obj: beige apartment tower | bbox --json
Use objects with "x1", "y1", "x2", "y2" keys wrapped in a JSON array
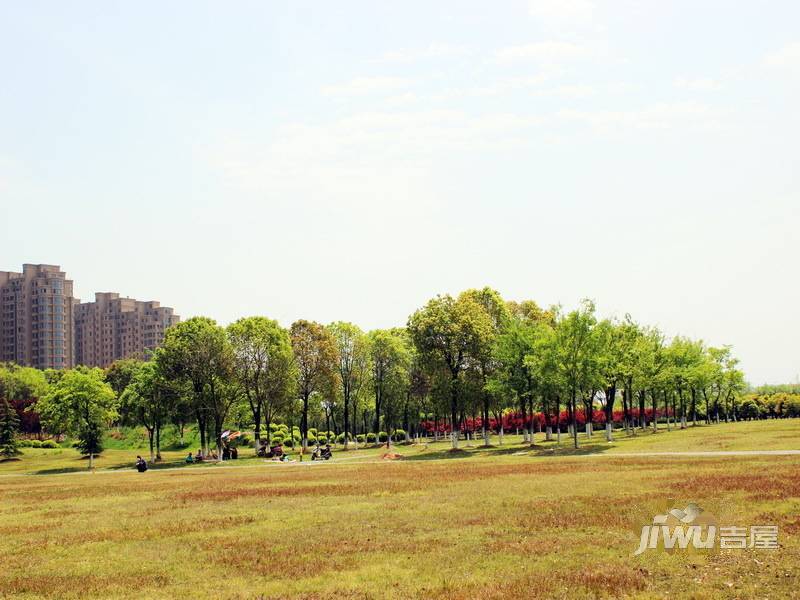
[
  {"x1": 0, "y1": 264, "x2": 76, "y2": 369},
  {"x1": 74, "y1": 292, "x2": 180, "y2": 368}
]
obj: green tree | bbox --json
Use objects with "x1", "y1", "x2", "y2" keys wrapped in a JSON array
[
  {"x1": 228, "y1": 317, "x2": 295, "y2": 453},
  {"x1": 37, "y1": 368, "x2": 118, "y2": 469},
  {"x1": 459, "y1": 287, "x2": 510, "y2": 446},
  {"x1": 0, "y1": 364, "x2": 49, "y2": 436},
  {"x1": 328, "y1": 322, "x2": 369, "y2": 449},
  {"x1": 367, "y1": 328, "x2": 410, "y2": 446},
  {"x1": 290, "y1": 320, "x2": 338, "y2": 451},
  {"x1": 407, "y1": 294, "x2": 493, "y2": 449},
  {"x1": 0, "y1": 397, "x2": 20, "y2": 459},
  {"x1": 158, "y1": 317, "x2": 235, "y2": 458},
  {"x1": 552, "y1": 300, "x2": 602, "y2": 449},
  {"x1": 120, "y1": 359, "x2": 175, "y2": 462}
]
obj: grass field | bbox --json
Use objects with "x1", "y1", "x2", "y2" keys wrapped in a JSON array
[{"x1": 1, "y1": 420, "x2": 799, "y2": 599}]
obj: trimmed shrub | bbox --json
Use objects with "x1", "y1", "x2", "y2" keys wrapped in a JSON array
[
  {"x1": 356, "y1": 434, "x2": 365, "y2": 443},
  {"x1": 317, "y1": 435, "x2": 327, "y2": 444},
  {"x1": 378, "y1": 431, "x2": 388, "y2": 443},
  {"x1": 393, "y1": 429, "x2": 407, "y2": 442},
  {"x1": 366, "y1": 432, "x2": 376, "y2": 443},
  {"x1": 306, "y1": 433, "x2": 317, "y2": 445},
  {"x1": 40, "y1": 440, "x2": 59, "y2": 449}
]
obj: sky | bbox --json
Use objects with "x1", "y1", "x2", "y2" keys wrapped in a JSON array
[{"x1": 1, "y1": 1, "x2": 798, "y2": 385}]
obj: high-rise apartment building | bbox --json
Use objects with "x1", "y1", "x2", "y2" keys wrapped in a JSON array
[
  {"x1": 0, "y1": 264, "x2": 75, "y2": 369},
  {"x1": 74, "y1": 292, "x2": 180, "y2": 368}
]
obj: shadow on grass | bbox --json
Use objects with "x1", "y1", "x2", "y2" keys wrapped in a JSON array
[
  {"x1": 403, "y1": 448, "x2": 476, "y2": 461},
  {"x1": 31, "y1": 467, "x2": 90, "y2": 475}
]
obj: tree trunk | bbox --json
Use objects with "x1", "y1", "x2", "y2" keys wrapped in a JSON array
[
  {"x1": 301, "y1": 392, "x2": 309, "y2": 451},
  {"x1": 570, "y1": 391, "x2": 579, "y2": 449},
  {"x1": 148, "y1": 429, "x2": 155, "y2": 463},
  {"x1": 450, "y1": 371, "x2": 460, "y2": 449},
  {"x1": 638, "y1": 390, "x2": 647, "y2": 431}
]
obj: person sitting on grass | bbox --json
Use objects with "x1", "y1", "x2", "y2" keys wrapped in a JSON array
[
  {"x1": 135, "y1": 455, "x2": 148, "y2": 473},
  {"x1": 185, "y1": 452, "x2": 194, "y2": 464}
]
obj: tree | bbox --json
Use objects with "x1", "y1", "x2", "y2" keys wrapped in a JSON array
[
  {"x1": 0, "y1": 364, "x2": 49, "y2": 436},
  {"x1": 105, "y1": 358, "x2": 143, "y2": 399},
  {"x1": 460, "y1": 287, "x2": 510, "y2": 446},
  {"x1": 290, "y1": 320, "x2": 338, "y2": 451},
  {"x1": 120, "y1": 359, "x2": 175, "y2": 462},
  {"x1": 0, "y1": 397, "x2": 20, "y2": 459},
  {"x1": 328, "y1": 322, "x2": 369, "y2": 449},
  {"x1": 367, "y1": 328, "x2": 410, "y2": 445},
  {"x1": 408, "y1": 294, "x2": 493, "y2": 448},
  {"x1": 228, "y1": 317, "x2": 295, "y2": 453},
  {"x1": 158, "y1": 317, "x2": 235, "y2": 458},
  {"x1": 552, "y1": 300, "x2": 602, "y2": 449},
  {"x1": 37, "y1": 368, "x2": 118, "y2": 469},
  {"x1": 665, "y1": 337, "x2": 704, "y2": 429},
  {"x1": 492, "y1": 314, "x2": 546, "y2": 444}
]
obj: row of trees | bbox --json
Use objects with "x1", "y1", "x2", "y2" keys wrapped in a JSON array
[
  {"x1": 408, "y1": 291, "x2": 746, "y2": 449},
  {"x1": 1, "y1": 288, "x2": 757, "y2": 460}
]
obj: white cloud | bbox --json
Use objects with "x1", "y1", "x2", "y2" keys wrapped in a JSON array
[
  {"x1": 557, "y1": 102, "x2": 729, "y2": 133},
  {"x1": 764, "y1": 42, "x2": 800, "y2": 70},
  {"x1": 529, "y1": 0, "x2": 595, "y2": 27},
  {"x1": 321, "y1": 76, "x2": 411, "y2": 97},
  {"x1": 374, "y1": 43, "x2": 471, "y2": 63},
  {"x1": 674, "y1": 76, "x2": 722, "y2": 91},
  {"x1": 494, "y1": 41, "x2": 590, "y2": 64},
  {"x1": 210, "y1": 109, "x2": 544, "y2": 197},
  {"x1": 532, "y1": 83, "x2": 595, "y2": 98}
]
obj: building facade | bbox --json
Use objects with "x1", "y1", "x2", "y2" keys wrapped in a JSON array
[
  {"x1": 74, "y1": 292, "x2": 180, "y2": 368},
  {"x1": 0, "y1": 264, "x2": 76, "y2": 369}
]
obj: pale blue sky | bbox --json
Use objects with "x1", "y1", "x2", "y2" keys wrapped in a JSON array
[{"x1": 1, "y1": 1, "x2": 798, "y2": 384}]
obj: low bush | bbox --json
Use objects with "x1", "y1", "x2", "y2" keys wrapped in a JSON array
[
  {"x1": 40, "y1": 440, "x2": 59, "y2": 449},
  {"x1": 366, "y1": 432, "x2": 376, "y2": 443},
  {"x1": 378, "y1": 431, "x2": 388, "y2": 443},
  {"x1": 356, "y1": 434, "x2": 365, "y2": 443},
  {"x1": 393, "y1": 429, "x2": 407, "y2": 441}
]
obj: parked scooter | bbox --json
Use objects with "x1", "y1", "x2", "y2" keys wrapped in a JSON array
[{"x1": 311, "y1": 444, "x2": 333, "y2": 461}]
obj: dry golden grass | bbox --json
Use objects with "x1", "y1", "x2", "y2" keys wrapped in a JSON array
[{"x1": 1, "y1": 421, "x2": 799, "y2": 599}]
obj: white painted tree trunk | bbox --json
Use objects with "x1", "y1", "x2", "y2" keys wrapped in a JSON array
[
  {"x1": 498, "y1": 429, "x2": 504, "y2": 445},
  {"x1": 89, "y1": 453, "x2": 94, "y2": 469},
  {"x1": 606, "y1": 423, "x2": 613, "y2": 442},
  {"x1": 585, "y1": 423, "x2": 592, "y2": 437},
  {"x1": 483, "y1": 429, "x2": 490, "y2": 447},
  {"x1": 545, "y1": 426, "x2": 553, "y2": 441},
  {"x1": 451, "y1": 431, "x2": 459, "y2": 449}
]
